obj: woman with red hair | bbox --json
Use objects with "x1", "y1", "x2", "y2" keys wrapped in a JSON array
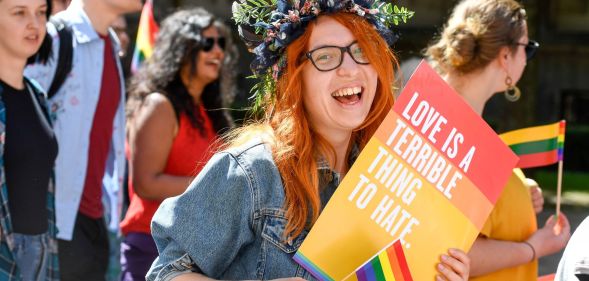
[{"x1": 147, "y1": 1, "x2": 470, "y2": 280}]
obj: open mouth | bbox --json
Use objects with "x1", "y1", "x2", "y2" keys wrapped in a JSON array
[
  {"x1": 25, "y1": 34, "x2": 39, "y2": 42},
  {"x1": 205, "y1": 59, "x2": 221, "y2": 67},
  {"x1": 331, "y1": 86, "x2": 363, "y2": 105}
]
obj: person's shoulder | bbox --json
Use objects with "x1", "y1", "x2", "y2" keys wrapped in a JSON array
[
  {"x1": 224, "y1": 139, "x2": 275, "y2": 166},
  {"x1": 138, "y1": 93, "x2": 175, "y2": 115}
]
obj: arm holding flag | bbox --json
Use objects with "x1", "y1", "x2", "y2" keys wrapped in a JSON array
[
  {"x1": 469, "y1": 215, "x2": 570, "y2": 277},
  {"x1": 467, "y1": 120, "x2": 571, "y2": 277}
]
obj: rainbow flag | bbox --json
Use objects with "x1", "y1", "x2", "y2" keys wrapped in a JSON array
[
  {"x1": 351, "y1": 240, "x2": 413, "y2": 281},
  {"x1": 131, "y1": 0, "x2": 159, "y2": 73},
  {"x1": 499, "y1": 120, "x2": 566, "y2": 168}
]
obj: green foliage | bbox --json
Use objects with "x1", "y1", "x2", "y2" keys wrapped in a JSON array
[
  {"x1": 232, "y1": 0, "x2": 277, "y2": 26},
  {"x1": 373, "y1": 2, "x2": 414, "y2": 27},
  {"x1": 248, "y1": 72, "x2": 276, "y2": 115}
]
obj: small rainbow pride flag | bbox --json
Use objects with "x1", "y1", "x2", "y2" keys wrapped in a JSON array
[
  {"x1": 131, "y1": 0, "x2": 159, "y2": 73},
  {"x1": 499, "y1": 120, "x2": 566, "y2": 168},
  {"x1": 343, "y1": 240, "x2": 413, "y2": 281}
]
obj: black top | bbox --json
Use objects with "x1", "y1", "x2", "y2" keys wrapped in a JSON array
[{"x1": 1, "y1": 79, "x2": 58, "y2": 234}]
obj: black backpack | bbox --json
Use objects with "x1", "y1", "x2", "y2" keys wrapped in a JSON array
[{"x1": 47, "y1": 17, "x2": 74, "y2": 99}]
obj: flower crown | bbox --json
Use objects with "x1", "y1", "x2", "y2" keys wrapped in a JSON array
[{"x1": 232, "y1": 0, "x2": 413, "y2": 112}]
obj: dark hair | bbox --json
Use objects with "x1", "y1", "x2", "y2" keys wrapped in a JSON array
[
  {"x1": 127, "y1": 7, "x2": 236, "y2": 135},
  {"x1": 425, "y1": 0, "x2": 526, "y2": 74},
  {"x1": 27, "y1": 0, "x2": 53, "y2": 65}
]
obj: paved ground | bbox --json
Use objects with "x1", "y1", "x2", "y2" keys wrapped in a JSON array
[{"x1": 538, "y1": 192, "x2": 589, "y2": 276}]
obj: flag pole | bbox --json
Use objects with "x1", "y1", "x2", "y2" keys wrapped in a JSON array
[
  {"x1": 555, "y1": 120, "x2": 566, "y2": 222},
  {"x1": 556, "y1": 160, "x2": 563, "y2": 219}
]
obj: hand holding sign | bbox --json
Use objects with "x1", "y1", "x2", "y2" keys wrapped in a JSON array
[{"x1": 294, "y1": 61, "x2": 518, "y2": 281}]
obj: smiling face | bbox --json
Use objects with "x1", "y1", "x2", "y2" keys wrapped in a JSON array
[
  {"x1": 0, "y1": 0, "x2": 47, "y2": 61},
  {"x1": 301, "y1": 16, "x2": 378, "y2": 138},
  {"x1": 195, "y1": 25, "x2": 225, "y2": 85}
]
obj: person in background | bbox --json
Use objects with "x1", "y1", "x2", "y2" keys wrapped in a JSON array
[
  {"x1": 112, "y1": 16, "x2": 130, "y2": 58},
  {"x1": 0, "y1": 0, "x2": 59, "y2": 279},
  {"x1": 425, "y1": 0, "x2": 570, "y2": 280},
  {"x1": 555, "y1": 215, "x2": 589, "y2": 281},
  {"x1": 24, "y1": 0, "x2": 142, "y2": 280},
  {"x1": 119, "y1": 7, "x2": 235, "y2": 281},
  {"x1": 146, "y1": 1, "x2": 470, "y2": 280}
]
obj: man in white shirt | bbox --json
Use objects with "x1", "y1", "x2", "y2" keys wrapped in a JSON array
[{"x1": 25, "y1": 0, "x2": 141, "y2": 279}]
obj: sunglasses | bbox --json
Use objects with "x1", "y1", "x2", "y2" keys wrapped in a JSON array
[
  {"x1": 514, "y1": 40, "x2": 539, "y2": 61},
  {"x1": 202, "y1": 37, "x2": 226, "y2": 52}
]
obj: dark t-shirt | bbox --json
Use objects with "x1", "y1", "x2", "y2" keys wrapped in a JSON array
[{"x1": 2, "y1": 78, "x2": 58, "y2": 234}]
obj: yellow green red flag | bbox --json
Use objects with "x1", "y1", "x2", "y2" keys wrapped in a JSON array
[{"x1": 499, "y1": 120, "x2": 566, "y2": 168}]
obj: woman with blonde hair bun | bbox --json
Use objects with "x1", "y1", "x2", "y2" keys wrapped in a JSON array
[{"x1": 426, "y1": 0, "x2": 570, "y2": 280}]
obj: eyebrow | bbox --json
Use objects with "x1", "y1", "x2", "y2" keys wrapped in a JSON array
[
  {"x1": 9, "y1": 4, "x2": 47, "y2": 10},
  {"x1": 308, "y1": 41, "x2": 357, "y2": 50}
]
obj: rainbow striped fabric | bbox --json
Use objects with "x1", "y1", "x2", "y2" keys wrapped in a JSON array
[
  {"x1": 499, "y1": 120, "x2": 566, "y2": 168},
  {"x1": 294, "y1": 240, "x2": 413, "y2": 281},
  {"x1": 130, "y1": 0, "x2": 159, "y2": 73},
  {"x1": 352, "y1": 240, "x2": 413, "y2": 281}
]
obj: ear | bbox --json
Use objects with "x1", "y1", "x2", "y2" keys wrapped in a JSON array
[{"x1": 496, "y1": 45, "x2": 512, "y2": 71}]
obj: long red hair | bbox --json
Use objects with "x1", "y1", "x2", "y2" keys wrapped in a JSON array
[{"x1": 227, "y1": 12, "x2": 397, "y2": 239}]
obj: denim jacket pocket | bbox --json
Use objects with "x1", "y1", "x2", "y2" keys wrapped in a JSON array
[
  {"x1": 258, "y1": 210, "x2": 310, "y2": 279},
  {"x1": 261, "y1": 211, "x2": 306, "y2": 253}
]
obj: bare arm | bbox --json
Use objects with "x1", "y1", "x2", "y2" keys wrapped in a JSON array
[
  {"x1": 468, "y1": 214, "x2": 571, "y2": 277},
  {"x1": 130, "y1": 93, "x2": 194, "y2": 201}
]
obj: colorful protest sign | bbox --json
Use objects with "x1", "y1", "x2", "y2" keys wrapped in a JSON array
[{"x1": 293, "y1": 61, "x2": 519, "y2": 281}]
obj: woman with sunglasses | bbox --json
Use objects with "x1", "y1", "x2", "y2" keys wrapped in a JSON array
[
  {"x1": 146, "y1": 1, "x2": 471, "y2": 281},
  {"x1": 120, "y1": 7, "x2": 235, "y2": 281},
  {"x1": 426, "y1": 0, "x2": 570, "y2": 280}
]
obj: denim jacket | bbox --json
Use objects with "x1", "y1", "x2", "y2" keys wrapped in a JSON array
[{"x1": 148, "y1": 140, "x2": 358, "y2": 281}]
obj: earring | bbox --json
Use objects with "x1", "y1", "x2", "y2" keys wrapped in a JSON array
[{"x1": 504, "y1": 75, "x2": 521, "y2": 102}]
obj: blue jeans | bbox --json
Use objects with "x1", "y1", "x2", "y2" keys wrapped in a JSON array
[{"x1": 13, "y1": 232, "x2": 49, "y2": 281}]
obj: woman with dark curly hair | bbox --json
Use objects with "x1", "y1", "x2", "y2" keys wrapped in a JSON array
[{"x1": 119, "y1": 7, "x2": 236, "y2": 281}]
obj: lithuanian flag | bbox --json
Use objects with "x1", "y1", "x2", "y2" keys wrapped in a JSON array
[
  {"x1": 348, "y1": 240, "x2": 413, "y2": 281},
  {"x1": 131, "y1": 0, "x2": 159, "y2": 73},
  {"x1": 499, "y1": 120, "x2": 566, "y2": 168}
]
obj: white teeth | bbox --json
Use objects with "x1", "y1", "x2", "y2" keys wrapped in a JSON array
[{"x1": 332, "y1": 86, "x2": 362, "y2": 97}]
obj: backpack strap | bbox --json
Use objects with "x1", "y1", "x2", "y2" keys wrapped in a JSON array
[{"x1": 47, "y1": 17, "x2": 74, "y2": 99}]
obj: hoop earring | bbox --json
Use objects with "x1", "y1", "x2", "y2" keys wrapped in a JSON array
[{"x1": 504, "y1": 76, "x2": 521, "y2": 102}]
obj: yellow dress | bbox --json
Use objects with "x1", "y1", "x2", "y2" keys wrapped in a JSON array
[{"x1": 471, "y1": 169, "x2": 538, "y2": 281}]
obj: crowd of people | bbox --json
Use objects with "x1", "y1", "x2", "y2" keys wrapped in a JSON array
[{"x1": 0, "y1": 0, "x2": 586, "y2": 280}]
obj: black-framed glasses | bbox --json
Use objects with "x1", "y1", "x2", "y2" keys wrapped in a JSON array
[
  {"x1": 202, "y1": 37, "x2": 226, "y2": 52},
  {"x1": 304, "y1": 41, "x2": 369, "y2": 71},
  {"x1": 514, "y1": 40, "x2": 539, "y2": 61}
]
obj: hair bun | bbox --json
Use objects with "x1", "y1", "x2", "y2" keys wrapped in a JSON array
[{"x1": 444, "y1": 22, "x2": 480, "y2": 68}]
